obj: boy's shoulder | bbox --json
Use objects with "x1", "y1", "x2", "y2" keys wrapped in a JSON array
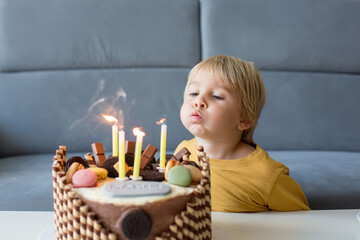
[
  {"x1": 255, "y1": 145, "x2": 289, "y2": 174},
  {"x1": 175, "y1": 138, "x2": 196, "y2": 152}
]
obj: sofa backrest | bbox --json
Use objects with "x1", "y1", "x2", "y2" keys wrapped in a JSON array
[
  {"x1": 0, "y1": 0, "x2": 200, "y2": 71},
  {"x1": 0, "y1": 0, "x2": 199, "y2": 156},
  {"x1": 200, "y1": 0, "x2": 360, "y2": 151}
]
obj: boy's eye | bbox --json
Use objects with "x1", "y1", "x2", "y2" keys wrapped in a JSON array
[
  {"x1": 189, "y1": 92, "x2": 198, "y2": 97},
  {"x1": 212, "y1": 95, "x2": 224, "y2": 100}
]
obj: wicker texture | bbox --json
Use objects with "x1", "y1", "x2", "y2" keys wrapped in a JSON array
[{"x1": 52, "y1": 146, "x2": 211, "y2": 240}]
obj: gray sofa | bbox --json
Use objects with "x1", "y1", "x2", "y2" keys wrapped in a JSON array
[{"x1": 1, "y1": 0, "x2": 359, "y2": 211}]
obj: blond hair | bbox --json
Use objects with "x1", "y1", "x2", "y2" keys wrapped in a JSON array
[{"x1": 185, "y1": 55, "x2": 266, "y2": 145}]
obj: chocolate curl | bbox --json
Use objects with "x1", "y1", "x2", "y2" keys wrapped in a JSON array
[
  {"x1": 140, "y1": 144, "x2": 158, "y2": 169},
  {"x1": 91, "y1": 143, "x2": 106, "y2": 167}
]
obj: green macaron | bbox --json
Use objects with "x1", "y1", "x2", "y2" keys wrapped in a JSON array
[{"x1": 167, "y1": 165, "x2": 192, "y2": 187}]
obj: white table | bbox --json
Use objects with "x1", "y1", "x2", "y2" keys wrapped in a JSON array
[{"x1": 0, "y1": 210, "x2": 359, "y2": 240}]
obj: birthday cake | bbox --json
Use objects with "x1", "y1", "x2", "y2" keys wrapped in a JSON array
[{"x1": 52, "y1": 143, "x2": 211, "y2": 240}]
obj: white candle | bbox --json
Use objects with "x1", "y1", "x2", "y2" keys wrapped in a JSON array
[
  {"x1": 118, "y1": 128, "x2": 125, "y2": 179},
  {"x1": 160, "y1": 123, "x2": 167, "y2": 169},
  {"x1": 133, "y1": 128, "x2": 145, "y2": 179}
]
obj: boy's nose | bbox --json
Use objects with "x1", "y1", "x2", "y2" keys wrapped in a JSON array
[{"x1": 194, "y1": 101, "x2": 207, "y2": 109}]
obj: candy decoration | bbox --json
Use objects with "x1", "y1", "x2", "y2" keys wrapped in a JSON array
[
  {"x1": 167, "y1": 165, "x2": 192, "y2": 187},
  {"x1": 72, "y1": 169, "x2": 98, "y2": 188},
  {"x1": 120, "y1": 209, "x2": 152, "y2": 240}
]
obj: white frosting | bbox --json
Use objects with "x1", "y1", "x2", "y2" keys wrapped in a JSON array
[{"x1": 73, "y1": 178, "x2": 195, "y2": 205}]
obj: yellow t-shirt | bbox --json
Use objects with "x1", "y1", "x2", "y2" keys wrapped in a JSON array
[{"x1": 175, "y1": 138, "x2": 310, "y2": 212}]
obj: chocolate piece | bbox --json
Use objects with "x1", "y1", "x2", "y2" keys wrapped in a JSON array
[
  {"x1": 120, "y1": 209, "x2": 152, "y2": 240},
  {"x1": 65, "y1": 156, "x2": 89, "y2": 173},
  {"x1": 144, "y1": 164, "x2": 154, "y2": 170},
  {"x1": 125, "y1": 141, "x2": 135, "y2": 154},
  {"x1": 84, "y1": 153, "x2": 96, "y2": 167},
  {"x1": 140, "y1": 169, "x2": 165, "y2": 181},
  {"x1": 140, "y1": 144, "x2": 158, "y2": 170},
  {"x1": 151, "y1": 163, "x2": 159, "y2": 170},
  {"x1": 92, "y1": 143, "x2": 106, "y2": 166},
  {"x1": 156, "y1": 154, "x2": 175, "y2": 164},
  {"x1": 91, "y1": 142, "x2": 104, "y2": 155},
  {"x1": 150, "y1": 156, "x2": 157, "y2": 163},
  {"x1": 126, "y1": 169, "x2": 133, "y2": 178},
  {"x1": 94, "y1": 155, "x2": 106, "y2": 167},
  {"x1": 125, "y1": 153, "x2": 134, "y2": 166},
  {"x1": 174, "y1": 147, "x2": 191, "y2": 162},
  {"x1": 102, "y1": 156, "x2": 119, "y2": 178}
]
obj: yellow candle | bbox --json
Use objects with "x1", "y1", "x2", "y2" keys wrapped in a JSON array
[
  {"x1": 112, "y1": 125, "x2": 119, "y2": 157},
  {"x1": 160, "y1": 123, "x2": 167, "y2": 169},
  {"x1": 102, "y1": 114, "x2": 119, "y2": 157},
  {"x1": 118, "y1": 128, "x2": 126, "y2": 178},
  {"x1": 133, "y1": 127, "x2": 145, "y2": 179}
]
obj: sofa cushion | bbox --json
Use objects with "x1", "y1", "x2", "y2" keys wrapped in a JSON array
[
  {"x1": 0, "y1": 0, "x2": 200, "y2": 72},
  {"x1": 268, "y1": 150, "x2": 360, "y2": 210},
  {"x1": 254, "y1": 71, "x2": 360, "y2": 151},
  {"x1": 200, "y1": 0, "x2": 360, "y2": 73},
  {"x1": 0, "y1": 154, "x2": 54, "y2": 211}
]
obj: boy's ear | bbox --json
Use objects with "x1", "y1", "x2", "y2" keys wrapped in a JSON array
[{"x1": 237, "y1": 120, "x2": 252, "y2": 130}]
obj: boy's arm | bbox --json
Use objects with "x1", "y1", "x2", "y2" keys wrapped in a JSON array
[{"x1": 267, "y1": 169, "x2": 310, "y2": 211}]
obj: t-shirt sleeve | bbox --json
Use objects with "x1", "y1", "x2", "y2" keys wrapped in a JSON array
[{"x1": 267, "y1": 169, "x2": 310, "y2": 211}]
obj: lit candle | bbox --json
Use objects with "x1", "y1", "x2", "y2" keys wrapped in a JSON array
[
  {"x1": 118, "y1": 127, "x2": 126, "y2": 179},
  {"x1": 102, "y1": 115, "x2": 119, "y2": 157},
  {"x1": 157, "y1": 118, "x2": 167, "y2": 170},
  {"x1": 132, "y1": 127, "x2": 145, "y2": 180}
]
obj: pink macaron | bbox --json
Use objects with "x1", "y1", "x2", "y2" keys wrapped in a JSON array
[{"x1": 72, "y1": 169, "x2": 98, "y2": 188}]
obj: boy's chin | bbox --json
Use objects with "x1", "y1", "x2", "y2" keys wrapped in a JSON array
[{"x1": 188, "y1": 125, "x2": 209, "y2": 138}]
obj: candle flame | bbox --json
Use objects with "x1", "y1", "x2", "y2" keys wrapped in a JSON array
[
  {"x1": 102, "y1": 114, "x2": 118, "y2": 125},
  {"x1": 133, "y1": 127, "x2": 145, "y2": 137},
  {"x1": 156, "y1": 118, "x2": 166, "y2": 125}
]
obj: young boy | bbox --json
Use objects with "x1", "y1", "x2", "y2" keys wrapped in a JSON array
[{"x1": 175, "y1": 55, "x2": 310, "y2": 212}]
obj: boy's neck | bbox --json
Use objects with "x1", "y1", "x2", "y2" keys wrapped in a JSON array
[{"x1": 195, "y1": 137, "x2": 255, "y2": 160}]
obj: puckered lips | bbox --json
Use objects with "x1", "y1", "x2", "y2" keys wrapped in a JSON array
[{"x1": 190, "y1": 111, "x2": 203, "y2": 122}]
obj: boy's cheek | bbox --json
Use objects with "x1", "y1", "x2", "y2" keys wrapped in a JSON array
[{"x1": 180, "y1": 105, "x2": 189, "y2": 128}]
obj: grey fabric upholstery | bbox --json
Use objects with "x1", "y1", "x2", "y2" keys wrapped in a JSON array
[
  {"x1": 200, "y1": 0, "x2": 360, "y2": 73},
  {"x1": 0, "y1": 0, "x2": 200, "y2": 71},
  {"x1": 0, "y1": 0, "x2": 359, "y2": 211},
  {"x1": 0, "y1": 69, "x2": 192, "y2": 157},
  {"x1": 255, "y1": 71, "x2": 360, "y2": 151},
  {"x1": 269, "y1": 151, "x2": 360, "y2": 210}
]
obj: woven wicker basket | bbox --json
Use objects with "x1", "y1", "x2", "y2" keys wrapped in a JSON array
[{"x1": 52, "y1": 146, "x2": 211, "y2": 240}]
